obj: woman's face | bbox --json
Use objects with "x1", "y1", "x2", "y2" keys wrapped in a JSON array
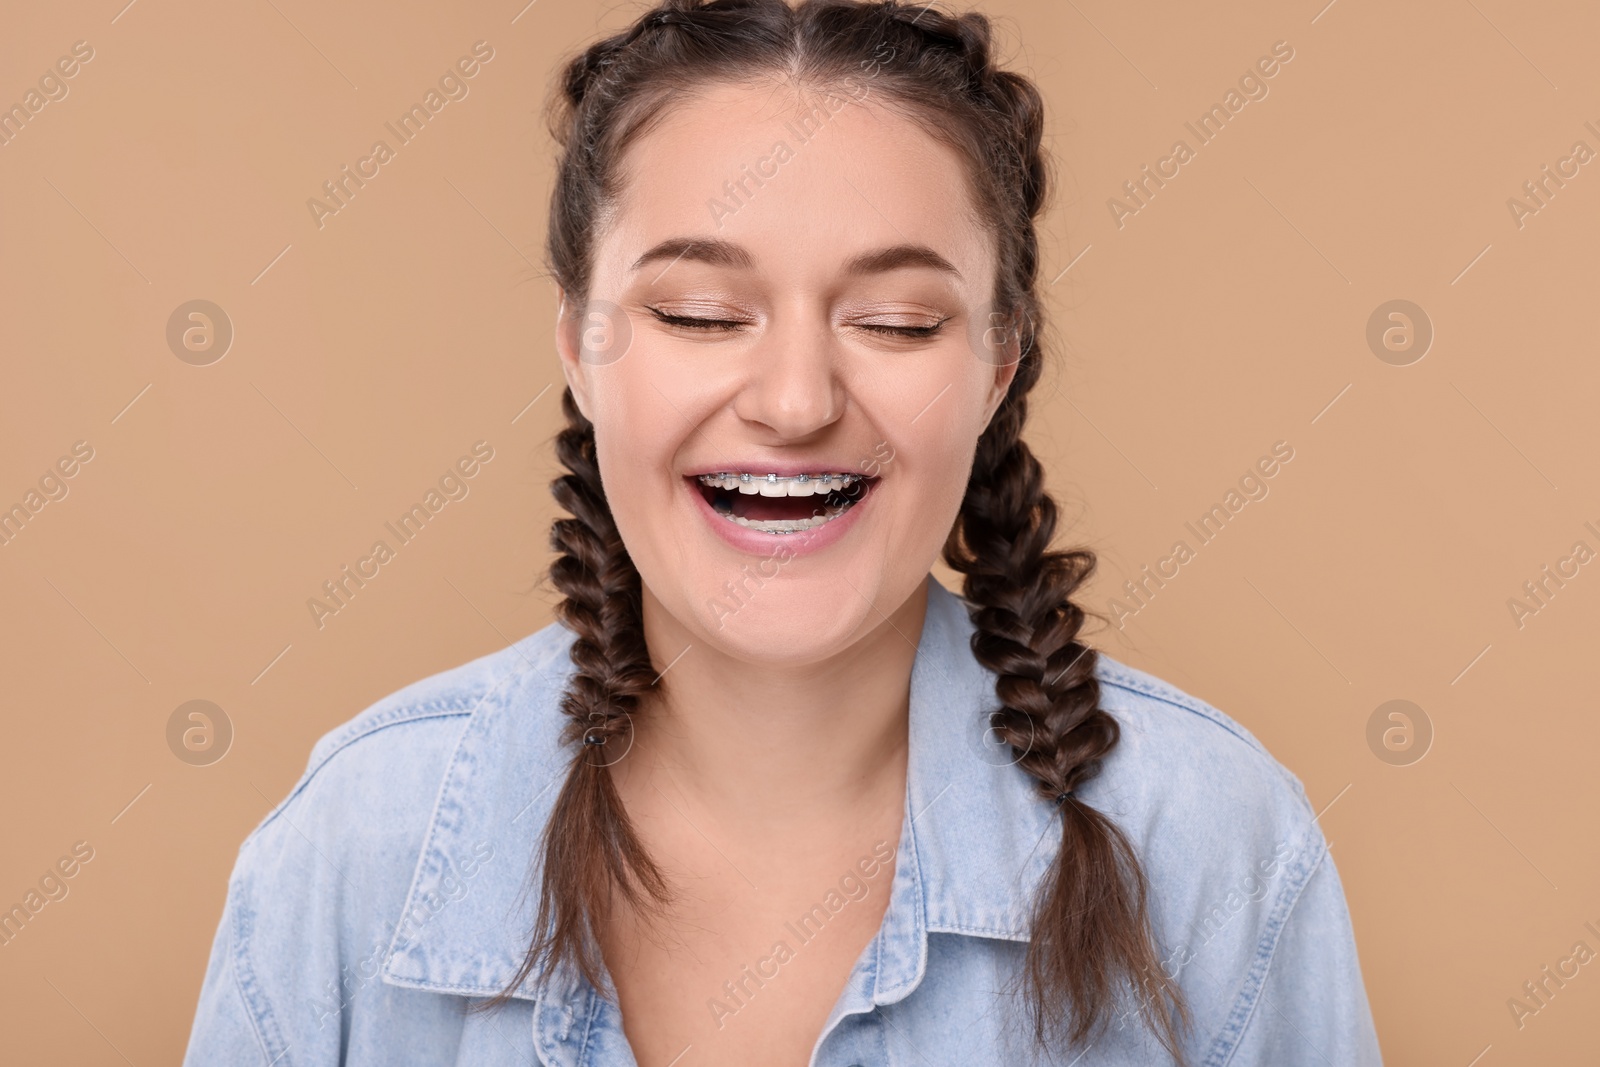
[{"x1": 557, "y1": 79, "x2": 1017, "y2": 666}]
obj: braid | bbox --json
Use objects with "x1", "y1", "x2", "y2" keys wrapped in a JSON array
[
  {"x1": 480, "y1": 389, "x2": 669, "y2": 1008},
  {"x1": 927, "y1": 4, "x2": 1188, "y2": 1053},
  {"x1": 946, "y1": 374, "x2": 1187, "y2": 1054}
]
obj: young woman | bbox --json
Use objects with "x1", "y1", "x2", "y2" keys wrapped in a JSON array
[{"x1": 184, "y1": 2, "x2": 1381, "y2": 1064}]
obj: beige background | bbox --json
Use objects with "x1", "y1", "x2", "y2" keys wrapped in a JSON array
[{"x1": 2, "y1": 0, "x2": 1597, "y2": 1063}]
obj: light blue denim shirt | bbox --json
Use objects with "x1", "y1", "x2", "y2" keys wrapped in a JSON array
[{"x1": 183, "y1": 577, "x2": 1381, "y2": 1066}]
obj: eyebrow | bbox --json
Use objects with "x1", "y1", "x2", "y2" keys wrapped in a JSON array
[{"x1": 629, "y1": 238, "x2": 962, "y2": 279}]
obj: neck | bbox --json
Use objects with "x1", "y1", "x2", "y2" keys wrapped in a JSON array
[{"x1": 622, "y1": 578, "x2": 929, "y2": 826}]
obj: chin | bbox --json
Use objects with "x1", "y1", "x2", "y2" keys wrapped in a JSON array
[{"x1": 695, "y1": 583, "x2": 878, "y2": 666}]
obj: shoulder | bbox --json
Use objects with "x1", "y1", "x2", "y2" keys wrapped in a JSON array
[
  {"x1": 1091, "y1": 653, "x2": 1314, "y2": 826},
  {"x1": 1087, "y1": 651, "x2": 1323, "y2": 905},
  {"x1": 1087, "y1": 654, "x2": 1338, "y2": 1050},
  {"x1": 191, "y1": 622, "x2": 578, "y2": 1064},
  {"x1": 243, "y1": 620, "x2": 576, "y2": 857}
]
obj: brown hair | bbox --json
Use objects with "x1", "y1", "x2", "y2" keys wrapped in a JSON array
[{"x1": 485, "y1": 0, "x2": 1188, "y2": 1055}]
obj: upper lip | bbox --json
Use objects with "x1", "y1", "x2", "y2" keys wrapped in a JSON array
[{"x1": 683, "y1": 461, "x2": 876, "y2": 478}]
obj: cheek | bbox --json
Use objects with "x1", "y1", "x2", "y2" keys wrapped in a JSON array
[
  {"x1": 589, "y1": 371, "x2": 680, "y2": 514},
  {"x1": 586, "y1": 353, "x2": 724, "y2": 569},
  {"x1": 863, "y1": 360, "x2": 992, "y2": 545},
  {"x1": 888, "y1": 416, "x2": 981, "y2": 547}
]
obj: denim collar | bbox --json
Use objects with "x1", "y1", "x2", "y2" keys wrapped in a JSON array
[{"x1": 379, "y1": 577, "x2": 1054, "y2": 1025}]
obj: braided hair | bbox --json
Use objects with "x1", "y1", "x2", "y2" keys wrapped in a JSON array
[{"x1": 484, "y1": 1, "x2": 1189, "y2": 1056}]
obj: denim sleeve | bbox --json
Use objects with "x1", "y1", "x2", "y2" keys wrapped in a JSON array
[
  {"x1": 180, "y1": 776, "x2": 392, "y2": 1067},
  {"x1": 180, "y1": 709, "x2": 479, "y2": 1067},
  {"x1": 1227, "y1": 847, "x2": 1383, "y2": 1065},
  {"x1": 182, "y1": 873, "x2": 276, "y2": 1067}
]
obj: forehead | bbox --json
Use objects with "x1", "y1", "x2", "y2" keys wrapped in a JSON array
[{"x1": 598, "y1": 78, "x2": 995, "y2": 281}]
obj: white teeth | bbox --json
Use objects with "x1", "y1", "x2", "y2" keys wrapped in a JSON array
[
  {"x1": 694, "y1": 471, "x2": 869, "y2": 535},
  {"x1": 697, "y1": 472, "x2": 862, "y2": 497},
  {"x1": 723, "y1": 507, "x2": 846, "y2": 534}
]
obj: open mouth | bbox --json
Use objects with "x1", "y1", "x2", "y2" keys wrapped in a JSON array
[{"x1": 692, "y1": 472, "x2": 876, "y2": 535}]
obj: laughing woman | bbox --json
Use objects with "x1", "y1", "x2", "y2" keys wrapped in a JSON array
[{"x1": 184, "y1": 2, "x2": 1381, "y2": 1065}]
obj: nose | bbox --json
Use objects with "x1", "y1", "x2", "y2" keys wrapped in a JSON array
[{"x1": 730, "y1": 315, "x2": 843, "y2": 440}]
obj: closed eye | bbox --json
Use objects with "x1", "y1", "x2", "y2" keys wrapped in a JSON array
[
  {"x1": 644, "y1": 308, "x2": 950, "y2": 338},
  {"x1": 646, "y1": 306, "x2": 749, "y2": 331},
  {"x1": 856, "y1": 318, "x2": 949, "y2": 339}
]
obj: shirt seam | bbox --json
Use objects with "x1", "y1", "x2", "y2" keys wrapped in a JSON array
[
  {"x1": 1097, "y1": 665, "x2": 1311, "y2": 808},
  {"x1": 379, "y1": 654, "x2": 547, "y2": 992},
  {"x1": 380, "y1": 974, "x2": 513, "y2": 997},
  {"x1": 873, "y1": 788, "x2": 930, "y2": 1004},
  {"x1": 576, "y1": 983, "x2": 602, "y2": 1066},
  {"x1": 1097, "y1": 670, "x2": 1264, "y2": 753},
  {"x1": 247, "y1": 704, "x2": 479, "y2": 845},
  {"x1": 1200, "y1": 821, "x2": 1327, "y2": 1067},
  {"x1": 229, "y1": 875, "x2": 293, "y2": 1067},
  {"x1": 923, "y1": 920, "x2": 1030, "y2": 941},
  {"x1": 248, "y1": 626, "x2": 571, "y2": 848},
  {"x1": 869, "y1": 1002, "x2": 893, "y2": 1067},
  {"x1": 378, "y1": 705, "x2": 481, "y2": 985}
]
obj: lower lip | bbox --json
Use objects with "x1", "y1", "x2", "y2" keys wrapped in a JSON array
[{"x1": 686, "y1": 478, "x2": 875, "y2": 558}]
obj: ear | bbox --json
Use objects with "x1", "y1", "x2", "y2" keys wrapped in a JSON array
[
  {"x1": 553, "y1": 288, "x2": 593, "y2": 420},
  {"x1": 979, "y1": 328, "x2": 1023, "y2": 429}
]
